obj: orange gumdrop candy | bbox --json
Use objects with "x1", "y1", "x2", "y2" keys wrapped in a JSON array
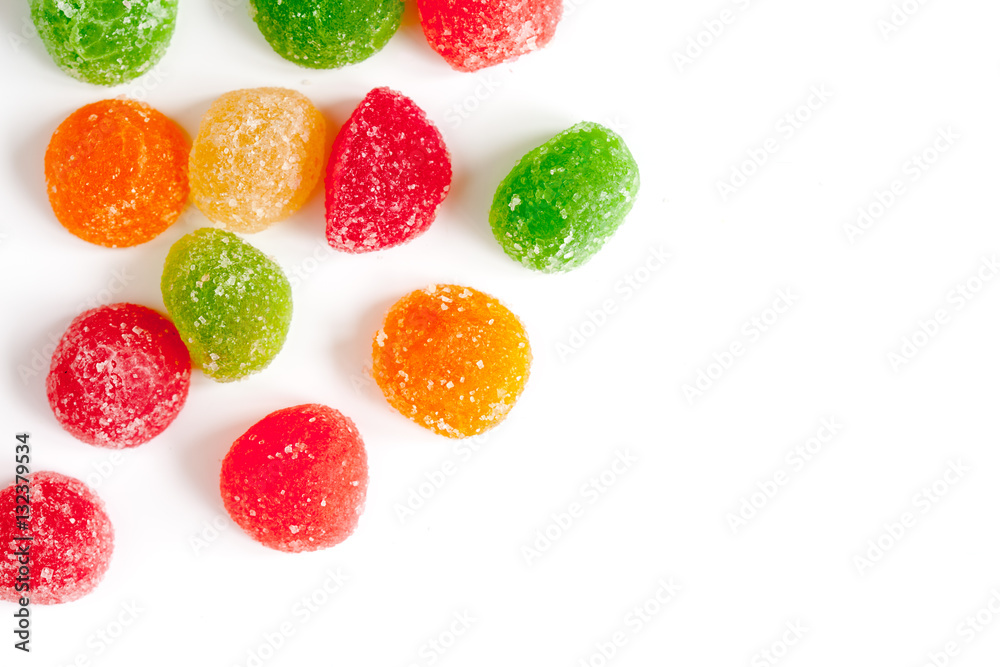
[
  {"x1": 45, "y1": 99, "x2": 190, "y2": 248},
  {"x1": 373, "y1": 284, "x2": 532, "y2": 438}
]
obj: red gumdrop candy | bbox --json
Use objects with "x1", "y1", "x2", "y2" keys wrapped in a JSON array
[
  {"x1": 46, "y1": 303, "x2": 191, "y2": 449},
  {"x1": 417, "y1": 0, "x2": 563, "y2": 72},
  {"x1": 0, "y1": 471, "x2": 115, "y2": 605},
  {"x1": 325, "y1": 87, "x2": 452, "y2": 253},
  {"x1": 219, "y1": 404, "x2": 368, "y2": 552}
]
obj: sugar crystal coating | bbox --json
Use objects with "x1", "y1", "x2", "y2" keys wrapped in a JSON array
[
  {"x1": 489, "y1": 122, "x2": 640, "y2": 273},
  {"x1": 45, "y1": 98, "x2": 190, "y2": 248},
  {"x1": 161, "y1": 228, "x2": 293, "y2": 382},
  {"x1": 30, "y1": 0, "x2": 177, "y2": 86},
  {"x1": 417, "y1": 0, "x2": 562, "y2": 72},
  {"x1": 46, "y1": 303, "x2": 191, "y2": 448},
  {"x1": 249, "y1": 0, "x2": 403, "y2": 69},
  {"x1": 189, "y1": 88, "x2": 325, "y2": 233},
  {"x1": 220, "y1": 404, "x2": 368, "y2": 552},
  {"x1": 373, "y1": 285, "x2": 531, "y2": 438},
  {"x1": 0, "y1": 472, "x2": 114, "y2": 605},
  {"x1": 326, "y1": 87, "x2": 452, "y2": 253}
]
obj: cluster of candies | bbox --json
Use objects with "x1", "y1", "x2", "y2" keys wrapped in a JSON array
[{"x1": 3, "y1": 0, "x2": 640, "y2": 605}]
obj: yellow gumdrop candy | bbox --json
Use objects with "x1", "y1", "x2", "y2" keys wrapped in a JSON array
[{"x1": 189, "y1": 87, "x2": 325, "y2": 233}]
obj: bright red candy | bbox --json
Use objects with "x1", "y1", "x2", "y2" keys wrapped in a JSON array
[
  {"x1": 325, "y1": 87, "x2": 452, "y2": 253},
  {"x1": 220, "y1": 404, "x2": 368, "y2": 552},
  {"x1": 417, "y1": 0, "x2": 563, "y2": 72},
  {"x1": 0, "y1": 472, "x2": 115, "y2": 605},
  {"x1": 46, "y1": 303, "x2": 191, "y2": 449}
]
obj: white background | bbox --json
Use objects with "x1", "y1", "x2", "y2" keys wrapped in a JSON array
[{"x1": 2, "y1": 0, "x2": 1000, "y2": 666}]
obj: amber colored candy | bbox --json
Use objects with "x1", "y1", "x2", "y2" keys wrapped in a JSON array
[
  {"x1": 372, "y1": 284, "x2": 532, "y2": 438},
  {"x1": 188, "y1": 88, "x2": 326, "y2": 233},
  {"x1": 44, "y1": 99, "x2": 190, "y2": 248}
]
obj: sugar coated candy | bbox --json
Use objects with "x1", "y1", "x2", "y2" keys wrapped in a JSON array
[
  {"x1": 326, "y1": 88, "x2": 452, "y2": 253},
  {"x1": 489, "y1": 122, "x2": 640, "y2": 273},
  {"x1": 0, "y1": 471, "x2": 114, "y2": 605},
  {"x1": 46, "y1": 303, "x2": 191, "y2": 448},
  {"x1": 189, "y1": 88, "x2": 325, "y2": 233},
  {"x1": 249, "y1": 0, "x2": 404, "y2": 69},
  {"x1": 30, "y1": 0, "x2": 177, "y2": 85},
  {"x1": 161, "y1": 228, "x2": 293, "y2": 382},
  {"x1": 417, "y1": 0, "x2": 562, "y2": 72},
  {"x1": 220, "y1": 404, "x2": 368, "y2": 552},
  {"x1": 45, "y1": 98, "x2": 190, "y2": 248},
  {"x1": 373, "y1": 285, "x2": 531, "y2": 438}
]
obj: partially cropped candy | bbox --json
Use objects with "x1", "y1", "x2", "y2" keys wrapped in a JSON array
[
  {"x1": 249, "y1": 0, "x2": 404, "y2": 69},
  {"x1": 189, "y1": 88, "x2": 325, "y2": 233},
  {"x1": 490, "y1": 122, "x2": 640, "y2": 272},
  {"x1": 220, "y1": 404, "x2": 368, "y2": 552},
  {"x1": 417, "y1": 0, "x2": 562, "y2": 71},
  {"x1": 373, "y1": 285, "x2": 532, "y2": 438},
  {"x1": 0, "y1": 472, "x2": 114, "y2": 605},
  {"x1": 161, "y1": 229, "x2": 292, "y2": 382},
  {"x1": 45, "y1": 99, "x2": 190, "y2": 248},
  {"x1": 30, "y1": 0, "x2": 177, "y2": 85},
  {"x1": 46, "y1": 303, "x2": 191, "y2": 448},
  {"x1": 326, "y1": 88, "x2": 452, "y2": 253}
]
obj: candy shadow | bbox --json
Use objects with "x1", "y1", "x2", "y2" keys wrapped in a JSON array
[
  {"x1": 396, "y1": 0, "x2": 443, "y2": 69},
  {"x1": 0, "y1": 2, "x2": 29, "y2": 39},
  {"x1": 317, "y1": 99, "x2": 359, "y2": 140},
  {"x1": 11, "y1": 313, "x2": 75, "y2": 421},
  {"x1": 445, "y1": 130, "x2": 556, "y2": 258},
  {"x1": 0, "y1": 1, "x2": 62, "y2": 76},
  {"x1": 213, "y1": 0, "x2": 274, "y2": 66},
  {"x1": 12, "y1": 110, "x2": 63, "y2": 221},
  {"x1": 330, "y1": 293, "x2": 397, "y2": 408},
  {"x1": 277, "y1": 188, "x2": 326, "y2": 242},
  {"x1": 176, "y1": 413, "x2": 246, "y2": 511},
  {"x1": 171, "y1": 96, "x2": 215, "y2": 142},
  {"x1": 118, "y1": 224, "x2": 193, "y2": 307}
]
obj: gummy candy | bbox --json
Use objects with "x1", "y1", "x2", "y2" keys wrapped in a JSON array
[
  {"x1": 45, "y1": 98, "x2": 190, "y2": 248},
  {"x1": 249, "y1": 0, "x2": 404, "y2": 69},
  {"x1": 326, "y1": 88, "x2": 452, "y2": 253},
  {"x1": 161, "y1": 228, "x2": 293, "y2": 382},
  {"x1": 220, "y1": 404, "x2": 368, "y2": 552},
  {"x1": 189, "y1": 88, "x2": 325, "y2": 233},
  {"x1": 30, "y1": 0, "x2": 178, "y2": 86},
  {"x1": 46, "y1": 303, "x2": 191, "y2": 449},
  {"x1": 417, "y1": 0, "x2": 563, "y2": 72},
  {"x1": 489, "y1": 122, "x2": 640, "y2": 273},
  {"x1": 0, "y1": 471, "x2": 114, "y2": 605},
  {"x1": 372, "y1": 285, "x2": 531, "y2": 438}
]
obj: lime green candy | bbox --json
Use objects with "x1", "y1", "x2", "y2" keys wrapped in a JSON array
[
  {"x1": 161, "y1": 229, "x2": 292, "y2": 383},
  {"x1": 249, "y1": 0, "x2": 404, "y2": 69},
  {"x1": 490, "y1": 122, "x2": 641, "y2": 273},
  {"x1": 29, "y1": 0, "x2": 177, "y2": 86}
]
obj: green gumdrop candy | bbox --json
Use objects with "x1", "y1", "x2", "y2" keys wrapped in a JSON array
[
  {"x1": 249, "y1": 0, "x2": 404, "y2": 69},
  {"x1": 29, "y1": 0, "x2": 178, "y2": 86},
  {"x1": 161, "y1": 229, "x2": 292, "y2": 383},
  {"x1": 490, "y1": 122, "x2": 640, "y2": 273}
]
